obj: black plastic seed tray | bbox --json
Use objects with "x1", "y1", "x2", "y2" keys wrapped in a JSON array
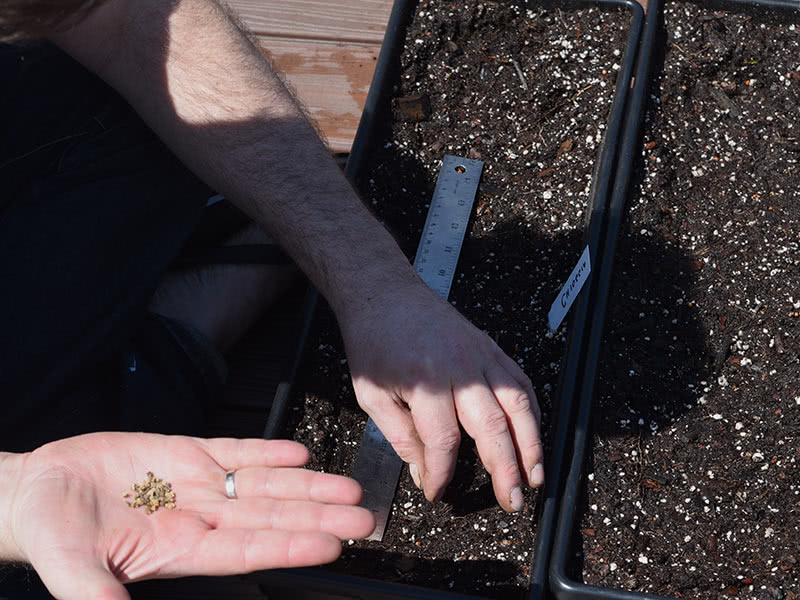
[
  {"x1": 256, "y1": 0, "x2": 645, "y2": 598},
  {"x1": 527, "y1": 1, "x2": 644, "y2": 599},
  {"x1": 715, "y1": 0, "x2": 799, "y2": 9},
  {"x1": 546, "y1": 1, "x2": 800, "y2": 599}
]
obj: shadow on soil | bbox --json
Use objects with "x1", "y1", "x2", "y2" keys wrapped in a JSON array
[
  {"x1": 294, "y1": 144, "x2": 713, "y2": 598},
  {"x1": 316, "y1": 549, "x2": 528, "y2": 600},
  {"x1": 289, "y1": 2, "x2": 717, "y2": 595},
  {"x1": 566, "y1": 5, "x2": 712, "y2": 582}
]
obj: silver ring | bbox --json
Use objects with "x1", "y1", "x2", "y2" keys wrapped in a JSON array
[{"x1": 225, "y1": 471, "x2": 237, "y2": 499}]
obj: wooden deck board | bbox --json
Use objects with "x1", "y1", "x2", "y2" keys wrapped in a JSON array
[
  {"x1": 226, "y1": 0, "x2": 393, "y2": 43},
  {"x1": 261, "y1": 39, "x2": 380, "y2": 151},
  {"x1": 224, "y1": 0, "x2": 393, "y2": 152}
]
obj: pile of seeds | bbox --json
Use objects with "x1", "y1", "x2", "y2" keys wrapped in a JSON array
[{"x1": 124, "y1": 472, "x2": 177, "y2": 514}]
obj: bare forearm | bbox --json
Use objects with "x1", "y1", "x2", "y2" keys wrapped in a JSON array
[
  {"x1": 53, "y1": 0, "x2": 420, "y2": 319},
  {"x1": 0, "y1": 452, "x2": 26, "y2": 562}
]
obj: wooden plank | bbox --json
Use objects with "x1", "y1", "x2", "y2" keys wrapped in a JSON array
[
  {"x1": 226, "y1": 0, "x2": 394, "y2": 43},
  {"x1": 260, "y1": 38, "x2": 380, "y2": 152}
]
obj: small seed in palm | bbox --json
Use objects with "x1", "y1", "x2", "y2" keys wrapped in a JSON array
[{"x1": 124, "y1": 471, "x2": 177, "y2": 514}]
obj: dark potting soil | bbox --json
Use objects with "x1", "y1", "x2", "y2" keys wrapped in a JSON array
[
  {"x1": 579, "y1": 3, "x2": 800, "y2": 600},
  {"x1": 287, "y1": 1, "x2": 634, "y2": 597}
]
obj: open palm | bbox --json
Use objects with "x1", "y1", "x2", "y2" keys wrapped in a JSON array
[{"x1": 7, "y1": 432, "x2": 374, "y2": 599}]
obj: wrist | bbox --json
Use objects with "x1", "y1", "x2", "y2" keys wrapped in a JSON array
[
  {"x1": 327, "y1": 258, "x2": 425, "y2": 324},
  {"x1": 0, "y1": 451, "x2": 28, "y2": 562}
]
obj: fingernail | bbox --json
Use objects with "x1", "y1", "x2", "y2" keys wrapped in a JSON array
[
  {"x1": 409, "y1": 463, "x2": 421, "y2": 489},
  {"x1": 531, "y1": 463, "x2": 545, "y2": 487},
  {"x1": 510, "y1": 486, "x2": 524, "y2": 512}
]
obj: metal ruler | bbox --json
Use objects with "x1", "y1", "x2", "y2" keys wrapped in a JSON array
[{"x1": 351, "y1": 154, "x2": 484, "y2": 541}]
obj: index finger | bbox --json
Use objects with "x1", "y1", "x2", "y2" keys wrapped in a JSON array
[{"x1": 408, "y1": 387, "x2": 462, "y2": 503}]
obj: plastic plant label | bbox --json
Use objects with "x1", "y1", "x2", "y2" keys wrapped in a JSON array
[{"x1": 548, "y1": 245, "x2": 591, "y2": 332}]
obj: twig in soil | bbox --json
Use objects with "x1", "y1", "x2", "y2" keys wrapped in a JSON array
[
  {"x1": 511, "y1": 59, "x2": 528, "y2": 91},
  {"x1": 539, "y1": 84, "x2": 595, "y2": 121},
  {"x1": 556, "y1": 8, "x2": 568, "y2": 31},
  {"x1": 571, "y1": 84, "x2": 595, "y2": 103},
  {"x1": 732, "y1": 302, "x2": 765, "y2": 320},
  {"x1": 671, "y1": 43, "x2": 690, "y2": 57},
  {"x1": 671, "y1": 43, "x2": 704, "y2": 59},
  {"x1": 635, "y1": 433, "x2": 648, "y2": 501}
]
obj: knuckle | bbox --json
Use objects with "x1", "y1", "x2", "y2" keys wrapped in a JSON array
[
  {"x1": 262, "y1": 467, "x2": 277, "y2": 496},
  {"x1": 484, "y1": 452, "x2": 520, "y2": 480},
  {"x1": 386, "y1": 437, "x2": 421, "y2": 463},
  {"x1": 452, "y1": 341, "x2": 474, "y2": 366},
  {"x1": 497, "y1": 459, "x2": 521, "y2": 482},
  {"x1": 522, "y1": 438, "x2": 545, "y2": 459},
  {"x1": 427, "y1": 427, "x2": 461, "y2": 453},
  {"x1": 515, "y1": 366, "x2": 533, "y2": 385},
  {"x1": 356, "y1": 392, "x2": 402, "y2": 418},
  {"x1": 490, "y1": 345, "x2": 506, "y2": 363},
  {"x1": 516, "y1": 368, "x2": 535, "y2": 391},
  {"x1": 355, "y1": 392, "x2": 386, "y2": 413},
  {"x1": 307, "y1": 474, "x2": 323, "y2": 501},
  {"x1": 523, "y1": 377, "x2": 536, "y2": 396},
  {"x1": 505, "y1": 392, "x2": 533, "y2": 416},
  {"x1": 482, "y1": 409, "x2": 511, "y2": 439},
  {"x1": 405, "y1": 349, "x2": 440, "y2": 382},
  {"x1": 505, "y1": 354, "x2": 532, "y2": 381}
]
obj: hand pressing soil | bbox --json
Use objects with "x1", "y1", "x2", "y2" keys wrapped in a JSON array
[{"x1": 289, "y1": 0, "x2": 637, "y2": 596}]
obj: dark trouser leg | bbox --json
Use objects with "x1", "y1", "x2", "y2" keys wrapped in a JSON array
[{"x1": 0, "y1": 42, "x2": 221, "y2": 454}]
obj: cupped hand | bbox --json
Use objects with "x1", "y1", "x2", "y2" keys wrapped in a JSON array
[
  {"x1": 4, "y1": 432, "x2": 374, "y2": 599},
  {"x1": 340, "y1": 282, "x2": 544, "y2": 512}
]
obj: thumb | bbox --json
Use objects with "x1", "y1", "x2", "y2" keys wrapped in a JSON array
[{"x1": 37, "y1": 557, "x2": 130, "y2": 600}]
